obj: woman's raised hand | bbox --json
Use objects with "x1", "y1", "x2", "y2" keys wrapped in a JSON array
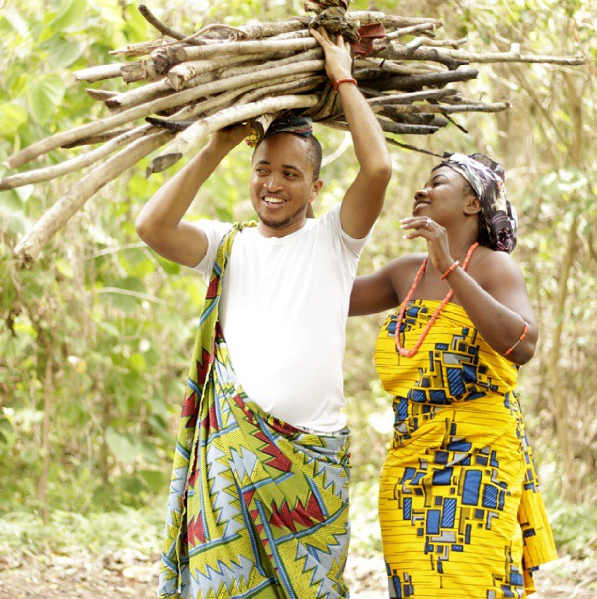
[{"x1": 401, "y1": 216, "x2": 455, "y2": 274}]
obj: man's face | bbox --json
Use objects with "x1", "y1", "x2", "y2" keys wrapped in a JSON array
[{"x1": 250, "y1": 134, "x2": 322, "y2": 237}]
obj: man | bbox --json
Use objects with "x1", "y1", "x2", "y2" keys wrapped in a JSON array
[{"x1": 136, "y1": 27, "x2": 391, "y2": 599}]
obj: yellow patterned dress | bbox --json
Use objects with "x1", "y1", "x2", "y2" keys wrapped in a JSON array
[{"x1": 375, "y1": 300, "x2": 557, "y2": 599}]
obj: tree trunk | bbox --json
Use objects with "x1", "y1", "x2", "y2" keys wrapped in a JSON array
[
  {"x1": 37, "y1": 339, "x2": 54, "y2": 524},
  {"x1": 547, "y1": 217, "x2": 578, "y2": 502}
]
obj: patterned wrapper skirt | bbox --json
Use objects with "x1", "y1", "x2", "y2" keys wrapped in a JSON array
[
  {"x1": 159, "y1": 225, "x2": 352, "y2": 599},
  {"x1": 375, "y1": 300, "x2": 558, "y2": 599}
]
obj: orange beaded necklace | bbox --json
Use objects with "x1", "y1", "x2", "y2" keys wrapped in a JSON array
[{"x1": 395, "y1": 242, "x2": 479, "y2": 358}]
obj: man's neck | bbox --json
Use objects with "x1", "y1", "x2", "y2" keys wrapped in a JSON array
[{"x1": 257, "y1": 217, "x2": 308, "y2": 238}]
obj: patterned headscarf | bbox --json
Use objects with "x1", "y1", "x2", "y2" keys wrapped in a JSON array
[
  {"x1": 438, "y1": 152, "x2": 518, "y2": 253},
  {"x1": 246, "y1": 116, "x2": 314, "y2": 147}
]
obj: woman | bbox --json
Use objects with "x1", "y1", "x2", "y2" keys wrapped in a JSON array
[{"x1": 350, "y1": 153, "x2": 557, "y2": 598}]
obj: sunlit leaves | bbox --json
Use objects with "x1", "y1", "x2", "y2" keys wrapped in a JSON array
[
  {"x1": 26, "y1": 75, "x2": 66, "y2": 126},
  {"x1": 0, "y1": 416, "x2": 16, "y2": 454},
  {"x1": 43, "y1": 36, "x2": 84, "y2": 69},
  {"x1": 0, "y1": 103, "x2": 28, "y2": 137},
  {"x1": 39, "y1": 0, "x2": 88, "y2": 43}
]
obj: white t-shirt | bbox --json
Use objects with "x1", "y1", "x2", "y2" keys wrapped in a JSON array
[{"x1": 192, "y1": 205, "x2": 368, "y2": 432}]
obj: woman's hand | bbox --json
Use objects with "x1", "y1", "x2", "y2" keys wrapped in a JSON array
[
  {"x1": 401, "y1": 216, "x2": 455, "y2": 274},
  {"x1": 310, "y1": 27, "x2": 353, "y2": 85}
]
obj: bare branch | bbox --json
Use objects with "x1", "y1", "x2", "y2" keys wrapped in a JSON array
[{"x1": 13, "y1": 131, "x2": 174, "y2": 263}]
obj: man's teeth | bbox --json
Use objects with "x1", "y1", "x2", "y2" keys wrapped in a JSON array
[{"x1": 264, "y1": 197, "x2": 285, "y2": 204}]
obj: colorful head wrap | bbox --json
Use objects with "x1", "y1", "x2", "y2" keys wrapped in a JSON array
[
  {"x1": 246, "y1": 116, "x2": 314, "y2": 148},
  {"x1": 438, "y1": 152, "x2": 518, "y2": 253},
  {"x1": 264, "y1": 116, "x2": 314, "y2": 140}
]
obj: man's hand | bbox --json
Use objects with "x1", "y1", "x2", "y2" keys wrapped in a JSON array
[
  {"x1": 310, "y1": 27, "x2": 353, "y2": 85},
  {"x1": 210, "y1": 123, "x2": 253, "y2": 149}
]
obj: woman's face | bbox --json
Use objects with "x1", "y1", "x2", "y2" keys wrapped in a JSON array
[{"x1": 412, "y1": 166, "x2": 477, "y2": 224}]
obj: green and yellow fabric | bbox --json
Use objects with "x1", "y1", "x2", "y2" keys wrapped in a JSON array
[
  {"x1": 159, "y1": 224, "x2": 352, "y2": 599},
  {"x1": 375, "y1": 300, "x2": 557, "y2": 599}
]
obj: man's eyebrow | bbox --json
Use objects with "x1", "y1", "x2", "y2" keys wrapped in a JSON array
[
  {"x1": 255, "y1": 159, "x2": 303, "y2": 172},
  {"x1": 281, "y1": 163, "x2": 302, "y2": 172}
]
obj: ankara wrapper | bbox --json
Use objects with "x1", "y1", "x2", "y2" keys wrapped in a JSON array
[
  {"x1": 159, "y1": 224, "x2": 352, "y2": 599},
  {"x1": 375, "y1": 300, "x2": 557, "y2": 599}
]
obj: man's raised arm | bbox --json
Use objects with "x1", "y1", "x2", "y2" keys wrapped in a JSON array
[
  {"x1": 135, "y1": 124, "x2": 251, "y2": 268},
  {"x1": 311, "y1": 28, "x2": 392, "y2": 239}
]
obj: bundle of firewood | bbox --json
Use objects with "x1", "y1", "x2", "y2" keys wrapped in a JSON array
[{"x1": 1, "y1": 4, "x2": 584, "y2": 262}]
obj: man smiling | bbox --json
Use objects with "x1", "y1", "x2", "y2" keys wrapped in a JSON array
[{"x1": 136, "y1": 27, "x2": 391, "y2": 599}]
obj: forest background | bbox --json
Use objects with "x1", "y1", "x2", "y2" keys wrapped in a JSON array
[{"x1": 0, "y1": 0, "x2": 596, "y2": 596}]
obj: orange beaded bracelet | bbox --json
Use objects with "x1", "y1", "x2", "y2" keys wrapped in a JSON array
[
  {"x1": 440, "y1": 260, "x2": 460, "y2": 280},
  {"x1": 503, "y1": 321, "x2": 529, "y2": 356},
  {"x1": 333, "y1": 77, "x2": 357, "y2": 93}
]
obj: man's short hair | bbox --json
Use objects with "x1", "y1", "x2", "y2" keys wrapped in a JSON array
[
  {"x1": 303, "y1": 134, "x2": 323, "y2": 181},
  {"x1": 253, "y1": 133, "x2": 323, "y2": 181}
]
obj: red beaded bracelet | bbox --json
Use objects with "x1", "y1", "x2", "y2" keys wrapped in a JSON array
[
  {"x1": 333, "y1": 77, "x2": 358, "y2": 93},
  {"x1": 503, "y1": 321, "x2": 529, "y2": 356},
  {"x1": 440, "y1": 260, "x2": 460, "y2": 280}
]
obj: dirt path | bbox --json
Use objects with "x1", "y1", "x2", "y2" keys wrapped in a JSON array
[{"x1": 0, "y1": 549, "x2": 595, "y2": 598}]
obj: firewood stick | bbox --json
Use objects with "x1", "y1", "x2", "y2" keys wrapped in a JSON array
[
  {"x1": 166, "y1": 50, "x2": 300, "y2": 91},
  {"x1": 85, "y1": 89, "x2": 119, "y2": 101},
  {"x1": 346, "y1": 12, "x2": 440, "y2": 28},
  {"x1": 219, "y1": 48, "x2": 323, "y2": 79},
  {"x1": 371, "y1": 101, "x2": 509, "y2": 115},
  {"x1": 150, "y1": 36, "x2": 319, "y2": 72},
  {"x1": 109, "y1": 38, "x2": 173, "y2": 57},
  {"x1": 61, "y1": 129, "x2": 136, "y2": 148},
  {"x1": 232, "y1": 17, "x2": 310, "y2": 40},
  {"x1": 13, "y1": 131, "x2": 174, "y2": 263},
  {"x1": 4, "y1": 59, "x2": 324, "y2": 169},
  {"x1": 367, "y1": 89, "x2": 458, "y2": 104},
  {"x1": 137, "y1": 4, "x2": 188, "y2": 41},
  {"x1": 319, "y1": 117, "x2": 440, "y2": 135},
  {"x1": 406, "y1": 36, "x2": 468, "y2": 49},
  {"x1": 367, "y1": 68, "x2": 479, "y2": 92},
  {"x1": 382, "y1": 23, "x2": 439, "y2": 40},
  {"x1": 147, "y1": 94, "x2": 319, "y2": 175},
  {"x1": 237, "y1": 75, "x2": 326, "y2": 104},
  {"x1": 440, "y1": 46, "x2": 586, "y2": 64},
  {"x1": 377, "y1": 44, "x2": 469, "y2": 69},
  {"x1": 104, "y1": 79, "x2": 179, "y2": 111},
  {"x1": 0, "y1": 125, "x2": 153, "y2": 190},
  {"x1": 379, "y1": 120, "x2": 440, "y2": 134},
  {"x1": 149, "y1": 82, "x2": 266, "y2": 124},
  {"x1": 121, "y1": 59, "x2": 162, "y2": 83},
  {"x1": 73, "y1": 63, "x2": 123, "y2": 83},
  {"x1": 354, "y1": 58, "x2": 441, "y2": 75}
]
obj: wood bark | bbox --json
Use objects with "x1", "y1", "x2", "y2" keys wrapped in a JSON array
[
  {"x1": 0, "y1": 125, "x2": 151, "y2": 190},
  {"x1": 148, "y1": 94, "x2": 319, "y2": 174},
  {"x1": 13, "y1": 131, "x2": 173, "y2": 263}
]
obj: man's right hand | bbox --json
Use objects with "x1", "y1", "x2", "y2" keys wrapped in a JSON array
[
  {"x1": 210, "y1": 123, "x2": 253, "y2": 149},
  {"x1": 135, "y1": 123, "x2": 252, "y2": 269}
]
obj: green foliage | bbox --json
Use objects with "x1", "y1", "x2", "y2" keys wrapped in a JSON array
[
  {"x1": 0, "y1": 504, "x2": 165, "y2": 555},
  {"x1": 548, "y1": 500, "x2": 597, "y2": 556}
]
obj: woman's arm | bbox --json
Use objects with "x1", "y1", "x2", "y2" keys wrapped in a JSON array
[
  {"x1": 448, "y1": 251, "x2": 537, "y2": 365},
  {"x1": 402, "y1": 216, "x2": 537, "y2": 365}
]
